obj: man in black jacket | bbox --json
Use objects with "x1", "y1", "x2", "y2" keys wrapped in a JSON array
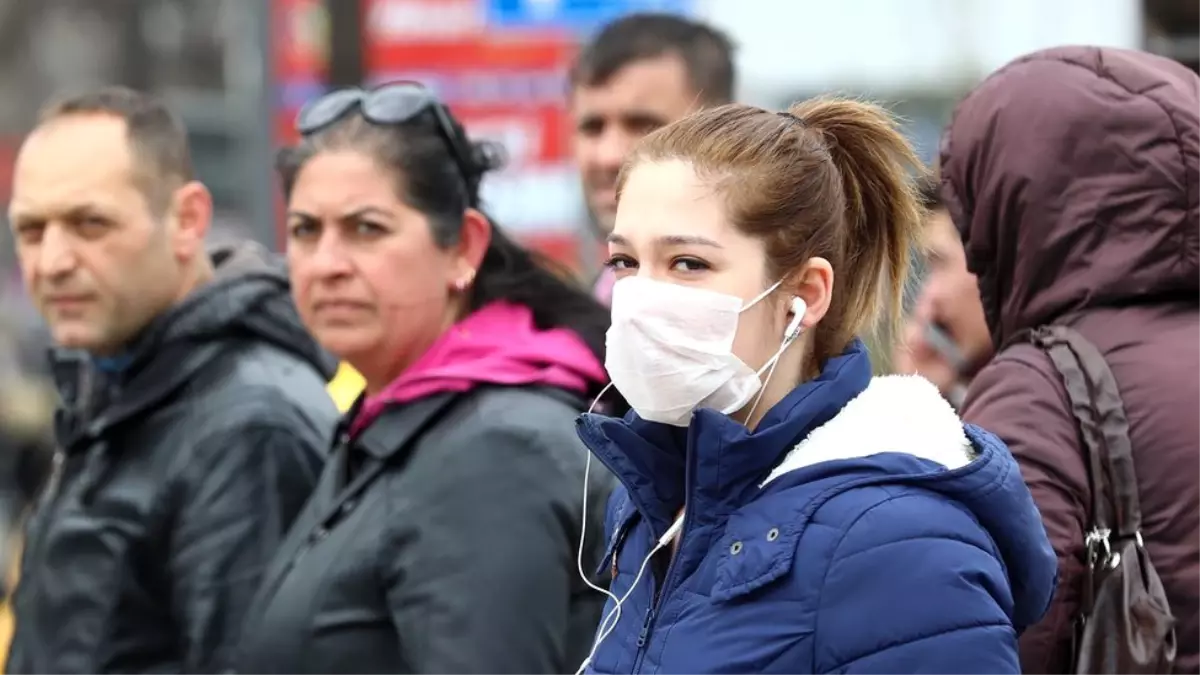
[{"x1": 3, "y1": 86, "x2": 336, "y2": 673}]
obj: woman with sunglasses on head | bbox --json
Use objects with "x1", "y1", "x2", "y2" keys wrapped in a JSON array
[
  {"x1": 572, "y1": 99, "x2": 1057, "y2": 674},
  {"x1": 234, "y1": 82, "x2": 618, "y2": 674}
]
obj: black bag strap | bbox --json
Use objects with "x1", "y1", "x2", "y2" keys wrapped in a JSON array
[{"x1": 1029, "y1": 326, "x2": 1144, "y2": 549}]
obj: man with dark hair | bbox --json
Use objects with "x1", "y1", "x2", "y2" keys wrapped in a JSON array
[
  {"x1": 4, "y1": 86, "x2": 336, "y2": 673},
  {"x1": 38, "y1": 87, "x2": 195, "y2": 217},
  {"x1": 894, "y1": 175, "x2": 992, "y2": 408},
  {"x1": 569, "y1": 13, "x2": 736, "y2": 304}
]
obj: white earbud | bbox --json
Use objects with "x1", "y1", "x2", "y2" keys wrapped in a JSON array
[{"x1": 785, "y1": 297, "x2": 807, "y2": 340}]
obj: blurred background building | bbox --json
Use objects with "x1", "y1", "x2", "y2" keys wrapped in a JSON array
[
  {"x1": 0, "y1": 0, "x2": 1180, "y2": 412},
  {"x1": 0, "y1": 0, "x2": 1189, "y2": 409},
  {"x1": 0, "y1": 0, "x2": 1177, "y2": 273}
]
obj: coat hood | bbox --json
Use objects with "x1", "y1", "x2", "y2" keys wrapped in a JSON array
[
  {"x1": 348, "y1": 300, "x2": 607, "y2": 436},
  {"x1": 51, "y1": 241, "x2": 335, "y2": 431},
  {"x1": 939, "y1": 46, "x2": 1200, "y2": 346},
  {"x1": 151, "y1": 241, "x2": 334, "y2": 375},
  {"x1": 764, "y1": 375, "x2": 1058, "y2": 630}
]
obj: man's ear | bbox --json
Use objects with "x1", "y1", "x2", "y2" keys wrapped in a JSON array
[{"x1": 169, "y1": 181, "x2": 213, "y2": 262}]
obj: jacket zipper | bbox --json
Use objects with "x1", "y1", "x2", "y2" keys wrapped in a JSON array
[
  {"x1": 631, "y1": 417, "x2": 707, "y2": 673},
  {"x1": 631, "y1": 512, "x2": 688, "y2": 672},
  {"x1": 20, "y1": 447, "x2": 75, "y2": 654},
  {"x1": 635, "y1": 604, "x2": 656, "y2": 648},
  {"x1": 578, "y1": 418, "x2": 688, "y2": 674},
  {"x1": 31, "y1": 362, "x2": 95, "y2": 536}
]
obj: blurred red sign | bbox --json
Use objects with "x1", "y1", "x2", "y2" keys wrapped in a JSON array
[
  {"x1": 273, "y1": 0, "x2": 328, "y2": 81},
  {"x1": 271, "y1": 0, "x2": 585, "y2": 267}
]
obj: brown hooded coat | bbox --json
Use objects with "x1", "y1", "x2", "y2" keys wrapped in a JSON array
[{"x1": 940, "y1": 46, "x2": 1199, "y2": 673}]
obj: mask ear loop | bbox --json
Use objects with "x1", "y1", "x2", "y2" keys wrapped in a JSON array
[
  {"x1": 745, "y1": 298, "x2": 807, "y2": 424},
  {"x1": 574, "y1": 382, "x2": 684, "y2": 674},
  {"x1": 738, "y1": 280, "x2": 783, "y2": 314}
]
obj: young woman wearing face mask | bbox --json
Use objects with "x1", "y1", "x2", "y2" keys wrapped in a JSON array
[
  {"x1": 573, "y1": 100, "x2": 1058, "y2": 674},
  {"x1": 233, "y1": 83, "x2": 618, "y2": 674}
]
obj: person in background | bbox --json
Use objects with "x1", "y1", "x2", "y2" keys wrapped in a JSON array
[
  {"x1": 4, "y1": 87, "x2": 336, "y2": 673},
  {"x1": 234, "y1": 82, "x2": 616, "y2": 674},
  {"x1": 568, "y1": 12, "x2": 736, "y2": 304},
  {"x1": 574, "y1": 99, "x2": 1056, "y2": 674},
  {"x1": 893, "y1": 176, "x2": 992, "y2": 408},
  {"x1": 941, "y1": 45, "x2": 1199, "y2": 673}
]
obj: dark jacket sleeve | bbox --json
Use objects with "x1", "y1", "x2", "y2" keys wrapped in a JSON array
[
  {"x1": 382, "y1": 424, "x2": 577, "y2": 673},
  {"x1": 168, "y1": 423, "x2": 323, "y2": 672},
  {"x1": 962, "y1": 353, "x2": 1087, "y2": 674}
]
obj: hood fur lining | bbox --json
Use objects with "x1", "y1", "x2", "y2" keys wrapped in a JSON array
[{"x1": 763, "y1": 375, "x2": 972, "y2": 486}]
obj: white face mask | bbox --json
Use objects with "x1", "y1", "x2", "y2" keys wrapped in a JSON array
[{"x1": 605, "y1": 276, "x2": 799, "y2": 427}]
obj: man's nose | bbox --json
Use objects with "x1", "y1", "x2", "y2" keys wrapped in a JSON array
[
  {"x1": 594, "y1": 128, "x2": 635, "y2": 170},
  {"x1": 36, "y1": 225, "x2": 77, "y2": 278}
]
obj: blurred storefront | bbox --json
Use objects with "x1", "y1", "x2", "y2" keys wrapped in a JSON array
[
  {"x1": 274, "y1": 0, "x2": 695, "y2": 272},
  {"x1": 0, "y1": 0, "x2": 276, "y2": 251},
  {"x1": 0, "y1": 0, "x2": 1172, "y2": 272}
]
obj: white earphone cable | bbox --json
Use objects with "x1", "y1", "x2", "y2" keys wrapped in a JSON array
[{"x1": 574, "y1": 296, "x2": 806, "y2": 672}]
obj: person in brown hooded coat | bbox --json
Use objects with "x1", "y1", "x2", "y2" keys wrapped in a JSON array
[{"x1": 939, "y1": 45, "x2": 1199, "y2": 674}]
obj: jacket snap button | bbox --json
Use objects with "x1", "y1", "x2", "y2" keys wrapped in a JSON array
[
  {"x1": 767, "y1": 527, "x2": 780, "y2": 542},
  {"x1": 339, "y1": 498, "x2": 358, "y2": 515},
  {"x1": 312, "y1": 527, "x2": 329, "y2": 542},
  {"x1": 730, "y1": 541, "x2": 743, "y2": 555}
]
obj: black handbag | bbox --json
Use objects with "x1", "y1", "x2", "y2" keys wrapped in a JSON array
[{"x1": 1029, "y1": 325, "x2": 1176, "y2": 674}]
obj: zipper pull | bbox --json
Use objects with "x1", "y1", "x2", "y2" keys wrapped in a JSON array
[{"x1": 636, "y1": 606, "x2": 656, "y2": 647}]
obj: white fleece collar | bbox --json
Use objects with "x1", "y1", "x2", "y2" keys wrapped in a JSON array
[{"x1": 762, "y1": 375, "x2": 973, "y2": 486}]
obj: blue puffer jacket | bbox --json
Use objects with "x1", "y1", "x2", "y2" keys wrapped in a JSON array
[{"x1": 575, "y1": 340, "x2": 1057, "y2": 674}]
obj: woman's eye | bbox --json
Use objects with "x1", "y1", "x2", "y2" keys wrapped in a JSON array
[
  {"x1": 289, "y1": 221, "x2": 318, "y2": 239},
  {"x1": 671, "y1": 257, "x2": 709, "y2": 273},
  {"x1": 604, "y1": 254, "x2": 636, "y2": 270},
  {"x1": 354, "y1": 220, "x2": 386, "y2": 236}
]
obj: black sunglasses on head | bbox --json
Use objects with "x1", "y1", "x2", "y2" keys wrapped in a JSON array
[{"x1": 295, "y1": 81, "x2": 476, "y2": 188}]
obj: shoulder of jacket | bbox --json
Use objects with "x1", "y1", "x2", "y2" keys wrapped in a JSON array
[
  {"x1": 153, "y1": 383, "x2": 333, "y2": 485},
  {"x1": 388, "y1": 388, "x2": 592, "y2": 495},
  {"x1": 965, "y1": 344, "x2": 1070, "y2": 414},
  {"x1": 174, "y1": 335, "x2": 317, "y2": 387},
  {"x1": 978, "y1": 342, "x2": 1060, "y2": 380},
  {"x1": 439, "y1": 386, "x2": 585, "y2": 443},
  {"x1": 175, "y1": 344, "x2": 335, "y2": 422},
  {"x1": 466, "y1": 384, "x2": 584, "y2": 414},
  {"x1": 806, "y1": 484, "x2": 996, "y2": 562}
]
